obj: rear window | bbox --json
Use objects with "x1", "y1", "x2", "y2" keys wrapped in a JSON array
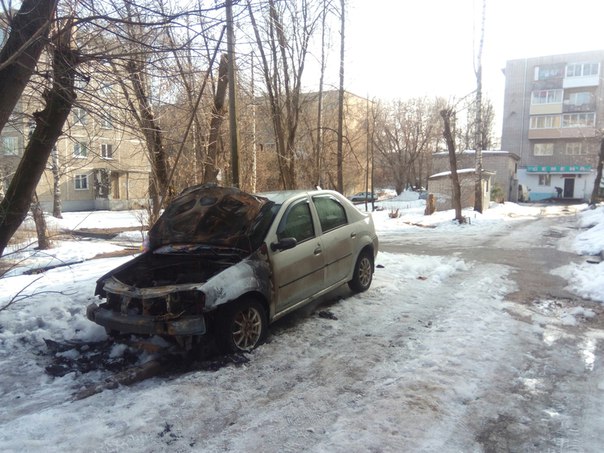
[{"x1": 313, "y1": 196, "x2": 347, "y2": 232}]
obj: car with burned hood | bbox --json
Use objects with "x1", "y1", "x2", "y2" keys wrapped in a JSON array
[{"x1": 87, "y1": 184, "x2": 378, "y2": 352}]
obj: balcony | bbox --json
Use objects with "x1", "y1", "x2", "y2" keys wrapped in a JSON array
[
  {"x1": 528, "y1": 127, "x2": 597, "y2": 140},
  {"x1": 563, "y1": 75, "x2": 599, "y2": 88},
  {"x1": 530, "y1": 103, "x2": 562, "y2": 115},
  {"x1": 563, "y1": 101, "x2": 596, "y2": 113}
]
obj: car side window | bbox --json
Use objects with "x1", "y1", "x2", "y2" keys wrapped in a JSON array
[
  {"x1": 312, "y1": 196, "x2": 348, "y2": 232},
  {"x1": 277, "y1": 201, "x2": 315, "y2": 243}
]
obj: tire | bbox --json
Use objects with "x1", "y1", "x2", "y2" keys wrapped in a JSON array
[
  {"x1": 348, "y1": 249, "x2": 374, "y2": 293},
  {"x1": 217, "y1": 299, "x2": 268, "y2": 353}
]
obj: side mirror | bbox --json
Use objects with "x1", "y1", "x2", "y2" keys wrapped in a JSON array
[{"x1": 270, "y1": 237, "x2": 297, "y2": 252}]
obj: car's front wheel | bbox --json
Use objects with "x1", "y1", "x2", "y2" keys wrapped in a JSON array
[
  {"x1": 217, "y1": 299, "x2": 268, "y2": 352},
  {"x1": 348, "y1": 249, "x2": 374, "y2": 293}
]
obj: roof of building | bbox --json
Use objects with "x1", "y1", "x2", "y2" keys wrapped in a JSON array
[
  {"x1": 429, "y1": 168, "x2": 496, "y2": 179},
  {"x1": 432, "y1": 150, "x2": 520, "y2": 160}
]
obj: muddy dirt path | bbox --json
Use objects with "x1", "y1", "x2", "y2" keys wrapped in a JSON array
[
  {"x1": 381, "y1": 207, "x2": 587, "y2": 303},
  {"x1": 381, "y1": 206, "x2": 604, "y2": 452}
]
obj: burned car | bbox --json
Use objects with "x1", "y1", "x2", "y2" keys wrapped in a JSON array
[{"x1": 87, "y1": 185, "x2": 378, "y2": 352}]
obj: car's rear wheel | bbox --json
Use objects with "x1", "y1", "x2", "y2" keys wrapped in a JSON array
[
  {"x1": 348, "y1": 249, "x2": 374, "y2": 293},
  {"x1": 218, "y1": 299, "x2": 267, "y2": 352}
]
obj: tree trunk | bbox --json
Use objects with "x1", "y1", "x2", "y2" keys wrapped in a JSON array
[
  {"x1": 204, "y1": 54, "x2": 228, "y2": 183},
  {"x1": 51, "y1": 146, "x2": 62, "y2": 218},
  {"x1": 590, "y1": 138, "x2": 604, "y2": 205},
  {"x1": 270, "y1": 0, "x2": 296, "y2": 190},
  {"x1": 424, "y1": 193, "x2": 436, "y2": 215},
  {"x1": 0, "y1": 167, "x2": 5, "y2": 200},
  {"x1": 0, "y1": 22, "x2": 78, "y2": 257},
  {"x1": 248, "y1": 0, "x2": 316, "y2": 190},
  {"x1": 31, "y1": 192, "x2": 50, "y2": 250},
  {"x1": 126, "y1": 60, "x2": 172, "y2": 223},
  {"x1": 0, "y1": 0, "x2": 58, "y2": 133},
  {"x1": 440, "y1": 109, "x2": 465, "y2": 224}
]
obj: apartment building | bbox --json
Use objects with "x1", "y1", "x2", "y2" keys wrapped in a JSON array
[
  {"x1": 0, "y1": 24, "x2": 150, "y2": 211},
  {"x1": 501, "y1": 50, "x2": 604, "y2": 201},
  {"x1": 0, "y1": 86, "x2": 150, "y2": 212}
]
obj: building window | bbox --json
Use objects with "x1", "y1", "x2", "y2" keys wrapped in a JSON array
[
  {"x1": 533, "y1": 143, "x2": 554, "y2": 156},
  {"x1": 531, "y1": 89, "x2": 562, "y2": 105},
  {"x1": 74, "y1": 174, "x2": 89, "y2": 190},
  {"x1": 99, "y1": 83, "x2": 113, "y2": 97},
  {"x1": 74, "y1": 77, "x2": 88, "y2": 91},
  {"x1": 530, "y1": 115, "x2": 560, "y2": 129},
  {"x1": 73, "y1": 107, "x2": 87, "y2": 125},
  {"x1": 73, "y1": 141, "x2": 88, "y2": 158},
  {"x1": 534, "y1": 65, "x2": 562, "y2": 81},
  {"x1": 101, "y1": 114, "x2": 113, "y2": 129},
  {"x1": 567, "y1": 92, "x2": 593, "y2": 107},
  {"x1": 1, "y1": 136, "x2": 19, "y2": 156},
  {"x1": 101, "y1": 143, "x2": 113, "y2": 159},
  {"x1": 538, "y1": 174, "x2": 551, "y2": 186},
  {"x1": 562, "y1": 112, "x2": 595, "y2": 128},
  {"x1": 565, "y1": 142, "x2": 593, "y2": 155},
  {"x1": 566, "y1": 62, "x2": 599, "y2": 77}
]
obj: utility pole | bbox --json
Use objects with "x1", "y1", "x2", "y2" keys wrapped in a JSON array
[
  {"x1": 336, "y1": 0, "x2": 345, "y2": 194},
  {"x1": 226, "y1": 0, "x2": 240, "y2": 187},
  {"x1": 365, "y1": 96, "x2": 370, "y2": 210},
  {"x1": 474, "y1": 0, "x2": 486, "y2": 212}
]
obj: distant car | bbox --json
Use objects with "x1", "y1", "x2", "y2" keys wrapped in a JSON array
[
  {"x1": 87, "y1": 185, "x2": 379, "y2": 353},
  {"x1": 349, "y1": 191, "x2": 377, "y2": 203}
]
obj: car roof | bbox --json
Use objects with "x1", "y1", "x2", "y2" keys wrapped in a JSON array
[{"x1": 258, "y1": 189, "x2": 343, "y2": 204}]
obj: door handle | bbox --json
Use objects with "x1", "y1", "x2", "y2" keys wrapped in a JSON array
[
  {"x1": 314, "y1": 245, "x2": 322, "y2": 255},
  {"x1": 350, "y1": 232, "x2": 357, "y2": 238}
]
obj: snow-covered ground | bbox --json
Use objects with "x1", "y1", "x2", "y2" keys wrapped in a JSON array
[{"x1": 1, "y1": 199, "x2": 603, "y2": 452}]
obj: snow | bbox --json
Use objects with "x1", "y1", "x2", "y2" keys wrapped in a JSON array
[
  {"x1": 429, "y1": 168, "x2": 477, "y2": 179},
  {"x1": 1, "y1": 200, "x2": 604, "y2": 451}
]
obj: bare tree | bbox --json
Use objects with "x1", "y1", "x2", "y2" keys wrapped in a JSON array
[
  {"x1": 1, "y1": 0, "x2": 230, "y2": 251},
  {"x1": 247, "y1": 0, "x2": 321, "y2": 189},
  {"x1": 0, "y1": 19, "x2": 78, "y2": 256},
  {"x1": 590, "y1": 138, "x2": 604, "y2": 205},
  {"x1": 314, "y1": 0, "x2": 330, "y2": 188},
  {"x1": 0, "y1": 0, "x2": 58, "y2": 133},
  {"x1": 31, "y1": 192, "x2": 51, "y2": 250},
  {"x1": 460, "y1": 97, "x2": 496, "y2": 152},
  {"x1": 80, "y1": 0, "x2": 225, "y2": 222},
  {"x1": 441, "y1": 108, "x2": 465, "y2": 224},
  {"x1": 374, "y1": 98, "x2": 442, "y2": 194},
  {"x1": 204, "y1": 54, "x2": 229, "y2": 182},
  {"x1": 49, "y1": 145, "x2": 62, "y2": 218}
]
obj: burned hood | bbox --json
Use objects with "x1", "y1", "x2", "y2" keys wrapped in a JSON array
[{"x1": 148, "y1": 185, "x2": 272, "y2": 251}]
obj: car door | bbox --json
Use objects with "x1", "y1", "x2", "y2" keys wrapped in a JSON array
[
  {"x1": 268, "y1": 198, "x2": 326, "y2": 312},
  {"x1": 312, "y1": 195, "x2": 354, "y2": 287}
]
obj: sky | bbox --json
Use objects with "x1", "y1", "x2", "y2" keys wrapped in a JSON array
[
  {"x1": 1, "y1": 200, "x2": 604, "y2": 450},
  {"x1": 344, "y1": 0, "x2": 604, "y2": 134}
]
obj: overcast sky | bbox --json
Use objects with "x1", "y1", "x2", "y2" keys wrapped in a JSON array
[{"x1": 344, "y1": 0, "x2": 604, "y2": 134}]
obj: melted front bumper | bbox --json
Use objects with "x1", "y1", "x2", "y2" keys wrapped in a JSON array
[{"x1": 86, "y1": 303, "x2": 206, "y2": 336}]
